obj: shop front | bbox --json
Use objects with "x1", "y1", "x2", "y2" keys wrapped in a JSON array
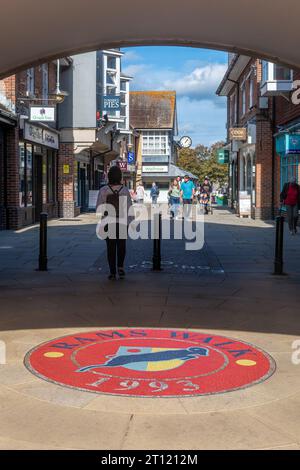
[
  {"x1": 0, "y1": 109, "x2": 17, "y2": 229},
  {"x1": 276, "y1": 133, "x2": 300, "y2": 190},
  {"x1": 19, "y1": 121, "x2": 59, "y2": 226}
]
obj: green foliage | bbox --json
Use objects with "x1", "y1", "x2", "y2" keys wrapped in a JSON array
[{"x1": 177, "y1": 141, "x2": 228, "y2": 185}]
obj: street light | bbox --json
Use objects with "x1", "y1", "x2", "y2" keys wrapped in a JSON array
[{"x1": 49, "y1": 59, "x2": 68, "y2": 104}]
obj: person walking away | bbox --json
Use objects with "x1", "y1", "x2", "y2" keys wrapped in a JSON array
[
  {"x1": 136, "y1": 182, "x2": 145, "y2": 204},
  {"x1": 96, "y1": 166, "x2": 132, "y2": 280},
  {"x1": 150, "y1": 182, "x2": 160, "y2": 205},
  {"x1": 180, "y1": 175, "x2": 195, "y2": 218},
  {"x1": 169, "y1": 179, "x2": 181, "y2": 219},
  {"x1": 280, "y1": 176, "x2": 300, "y2": 235},
  {"x1": 200, "y1": 178, "x2": 212, "y2": 214}
]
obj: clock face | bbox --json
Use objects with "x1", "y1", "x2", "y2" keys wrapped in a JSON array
[{"x1": 180, "y1": 136, "x2": 192, "y2": 148}]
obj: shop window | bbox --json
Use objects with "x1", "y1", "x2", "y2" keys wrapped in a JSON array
[
  {"x1": 280, "y1": 154, "x2": 300, "y2": 190},
  {"x1": 19, "y1": 143, "x2": 25, "y2": 207},
  {"x1": 26, "y1": 145, "x2": 33, "y2": 206},
  {"x1": 47, "y1": 150, "x2": 55, "y2": 203}
]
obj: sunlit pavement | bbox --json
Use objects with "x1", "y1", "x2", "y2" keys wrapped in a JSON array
[{"x1": 0, "y1": 208, "x2": 300, "y2": 450}]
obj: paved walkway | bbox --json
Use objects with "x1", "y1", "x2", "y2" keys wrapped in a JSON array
[{"x1": 0, "y1": 208, "x2": 300, "y2": 449}]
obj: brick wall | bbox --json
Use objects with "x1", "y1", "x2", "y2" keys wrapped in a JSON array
[{"x1": 58, "y1": 143, "x2": 76, "y2": 218}]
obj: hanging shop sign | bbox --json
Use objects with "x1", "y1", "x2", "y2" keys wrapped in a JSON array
[
  {"x1": 118, "y1": 161, "x2": 128, "y2": 172},
  {"x1": 24, "y1": 122, "x2": 59, "y2": 149},
  {"x1": 276, "y1": 133, "x2": 300, "y2": 155},
  {"x1": 30, "y1": 106, "x2": 56, "y2": 123},
  {"x1": 217, "y1": 149, "x2": 229, "y2": 164},
  {"x1": 63, "y1": 165, "x2": 70, "y2": 174},
  {"x1": 127, "y1": 151, "x2": 135, "y2": 164},
  {"x1": 229, "y1": 127, "x2": 247, "y2": 141},
  {"x1": 102, "y1": 95, "x2": 121, "y2": 112}
]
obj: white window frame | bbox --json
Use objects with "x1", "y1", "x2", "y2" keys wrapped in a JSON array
[
  {"x1": 241, "y1": 82, "x2": 246, "y2": 116},
  {"x1": 261, "y1": 61, "x2": 293, "y2": 82},
  {"x1": 142, "y1": 131, "x2": 169, "y2": 156},
  {"x1": 249, "y1": 77, "x2": 254, "y2": 109}
]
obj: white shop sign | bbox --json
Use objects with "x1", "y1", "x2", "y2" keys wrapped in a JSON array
[
  {"x1": 239, "y1": 192, "x2": 251, "y2": 216},
  {"x1": 143, "y1": 165, "x2": 168, "y2": 173},
  {"x1": 24, "y1": 122, "x2": 59, "y2": 149},
  {"x1": 30, "y1": 106, "x2": 56, "y2": 123},
  {"x1": 88, "y1": 190, "x2": 99, "y2": 210}
]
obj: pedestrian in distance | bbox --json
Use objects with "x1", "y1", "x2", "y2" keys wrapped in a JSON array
[
  {"x1": 96, "y1": 165, "x2": 133, "y2": 280},
  {"x1": 200, "y1": 177, "x2": 212, "y2": 215},
  {"x1": 168, "y1": 178, "x2": 181, "y2": 219},
  {"x1": 136, "y1": 182, "x2": 145, "y2": 204},
  {"x1": 280, "y1": 175, "x2": 300, "y2": 235},
  {"x1": 180, "y1": 175, "x2": 195, "y2": 218},
  {"x1": 150, "y1": 182, "x2": 160, "y2": 205}
]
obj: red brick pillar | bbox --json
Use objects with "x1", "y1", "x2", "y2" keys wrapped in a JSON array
[
  {"x1": 255, "y1": 116, "x2": 274, "y2": 220},
  {"x1": 58, "y1": 143, "x2": 77, "y2": 218}
]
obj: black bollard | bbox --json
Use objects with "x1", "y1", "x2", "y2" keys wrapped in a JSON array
[
  {"x1": 152, "y1": 212, "x2": 162, "y2": 271},
  {"x1": 38, "y1": 212, "x2": 48, "y2": 271},
  {"x1": 273, "y1": 214, "x2": 285, "y2": 275}
]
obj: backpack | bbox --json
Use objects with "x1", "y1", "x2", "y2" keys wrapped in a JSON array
[{"x1": 106, "y1": 185, "x2": 123, "y2": 217}]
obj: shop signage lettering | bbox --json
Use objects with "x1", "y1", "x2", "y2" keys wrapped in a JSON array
[
  {"x1": 103, "y1": 95, "x2": 120, "y2": 111},
  {"x1": 24, "y1": 122, "x2": 59, "y2": 149},
  {"x1": 30, "y1": 106, "x2": 56, "y2": 123},
  {"x1": 143, "y1": 165, "x2": 168, "y2": 173},
  {"x1": 217, "y1": 149, "x2": 229, "y2": 164},
  {"x1": 229, "y1": 127, "x2": 247, "y2": 141}
]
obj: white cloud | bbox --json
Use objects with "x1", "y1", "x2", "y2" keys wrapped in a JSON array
[{"x1": 123, "y1": 56, "x2": 228, "y2": 146}]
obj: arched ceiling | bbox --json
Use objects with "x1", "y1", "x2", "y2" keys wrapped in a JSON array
[{"x1": 0, "y1": 0, "x2": 299, "y2": 78}]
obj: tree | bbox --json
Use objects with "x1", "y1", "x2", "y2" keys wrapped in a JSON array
[{"x1": 177, "y1": 141, "x2": 228, "y2": 186}]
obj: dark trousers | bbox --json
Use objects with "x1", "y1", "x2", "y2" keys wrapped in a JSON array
[
  {"x1": 286, "y1": 204, "x2": 299, "y2": 232},
  {"x1": 105, "y1": 224, "x2": 127, "y2": 275}
]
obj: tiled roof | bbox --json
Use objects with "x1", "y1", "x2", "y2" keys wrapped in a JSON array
[{"x1": 130, "y1": 91, "x2": 176, "y2": 129}]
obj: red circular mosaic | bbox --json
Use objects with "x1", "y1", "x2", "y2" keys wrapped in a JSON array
[{"x1": 24, "y1": 329, "x2": 276, "y2": 397}]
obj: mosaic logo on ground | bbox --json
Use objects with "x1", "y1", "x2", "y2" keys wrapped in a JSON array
[{"x1": 95, "y1": 202, "x2": 204, "y2": 251}]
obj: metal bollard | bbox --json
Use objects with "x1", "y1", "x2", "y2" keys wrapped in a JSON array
[
  {"x1": 273, "y1": 214, "x2": 285, "y2": 275},
  {"x1": 38, "y1": 212, "x2": 48, "y2": 271},
  {"x1": 152, "y1": 212, "x2": 162, "y2": 271}
]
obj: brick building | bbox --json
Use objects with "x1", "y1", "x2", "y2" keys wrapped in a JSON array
[
  {"x1": 217, "y1": 54, "x2": 300, "y2": 220},
  {"x1": 0, "y1": 62, "x2": 63, "y2": 229}
]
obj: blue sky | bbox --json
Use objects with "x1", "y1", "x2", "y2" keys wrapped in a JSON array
[{"x1": 122, "y1": 46, "x2": 228, "y2": 147}]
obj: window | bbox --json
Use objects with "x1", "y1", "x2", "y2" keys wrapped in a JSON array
[
  {"x1": 107, "y1": 56, "x2": 117, "y2": 70},
  {"x1": 27, "y1": 68, "x2": 35, "y2": 96},
  {"x1": 249, "y1": 78, "x2": 254, "y2": 109},
  {"x1": 19, "y1": 143, "x2": 25, "y2": 207},
  {"x1": 274, "y1": 65, "x2": 292, "y2": 81},
  {"x1": 26, "y1": 145, "x2": 33, "y2": 206},
  {"x1": 241, "y1": 83, "x2": 246, "y2": 115},
  {"x1": 120, "y1": 80, "x2": 127, "y2": 91},
  {"x1": 106, "y1": 71, "x2": 116, "y2": 85},
  {"x1": 262, "y1": 61, "x2": 292, "y2": 81},
  {"x1": 47, "y1": 150, "x2": 55, "y2": 203},
  {"x1": 142, "y1": 131, "x2": 169, "y2": 155},
  {"x1": 19, "y1": 143, "x2": 33, "y2": 207},
  {"x1": 42, "y1": 64, "x2": 48, "y2": 101},
  {"x1": 280, "y1": 155, "x2": 300, "y2": 191}
]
